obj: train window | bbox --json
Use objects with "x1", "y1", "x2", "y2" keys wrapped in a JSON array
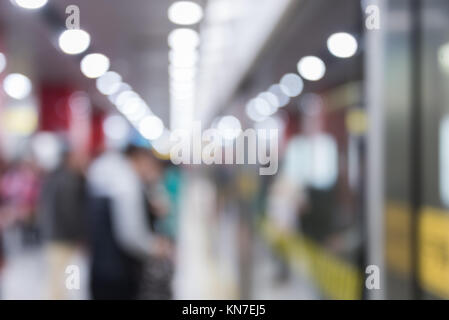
[
  {"x1": 283, "y1": 133, "x2": 338, "y2": 190},
  {"x1": 310, "y1": 134, "x2": 338, "y2": 190},
  {"x1": 439, "y1": 116, "x2": 449, "y2": 207}
]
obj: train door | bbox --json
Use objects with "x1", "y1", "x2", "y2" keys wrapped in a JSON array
[{"x1": 383, "y1": 0, "x2": 449, "y2": 299}]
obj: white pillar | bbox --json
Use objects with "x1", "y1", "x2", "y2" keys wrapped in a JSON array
[{"x1": 364, "y1": 0, "x2": 387, "y2": 300}]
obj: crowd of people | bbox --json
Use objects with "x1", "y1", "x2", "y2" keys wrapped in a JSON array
[{"x1": 0, "y1": 140, "x2": 181, "y2": 300}]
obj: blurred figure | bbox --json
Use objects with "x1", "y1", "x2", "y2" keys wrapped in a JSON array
[
  {"x1": 86, "y1": 145, "x2": 171, "y2": 300},
  {"x1": 266, "y1": 170, "x2": 306, "y2": 283},
  {"x1": 39, "y1": 150, "x2": 87, "y2": 299},
  {"x1": 0, "y1": 158, "x2": 41, "y2": 232},
  {"x1": 156, "y1": 165, "x2": 181, "y2": 243},
  {"x1": 139, "y1": 157, "x2": 177, "y2": 300},
  {"x1": 266, "y1": 134, "x2": 310, "y2": 283}
]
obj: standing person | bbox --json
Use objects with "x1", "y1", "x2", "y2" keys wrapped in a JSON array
[
  {"x1": 86, "y1": 145, "x2": 169, "y2": 300},
  {"x1": 138, "y1": 157, "x2": 177, "y2": 300},
  {"x1": 39, "y1": 150, "x2": 87, "y2": 299},
  {"x1": 0, "y1": 159, "x2": 41, "y2": 240}
]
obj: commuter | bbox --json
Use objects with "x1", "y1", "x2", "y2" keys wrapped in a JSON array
[
  {"x1": 0, "y1": 157, "x2": 41, "y2": 253},
  {"x1": 86, "y1": 145, "x2": 170, "y2": 300},
  {"x1": 138, "y1": 156, "x2": 177, "y2": 300},
  {"x1": 39, "y1": 150, "x2": 87, "y2": 299},
  {"x1": 266, "y1": 136, "x2": 309, "y2": 283},
  {"x1": 0, "y1": 159, "x2": 40, "y2": 228}
]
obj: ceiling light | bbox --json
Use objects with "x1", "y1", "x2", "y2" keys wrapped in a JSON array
[
  {"x1": 127, "y1": 106, "x2": 149, "y2": 123},
  {"x1": 58, "y1": 29, "x2": 91, "y2": 55},
  {"x1": 168, "y1": 28, "x2": 200, "y2": 50},
  {"x1": 169, "y1": 66, "x2": 197, "y2": 82},
  {"x1": 81, "y1": 53, "x2": 110, "y2": 78},
  {"x1": 327, "y1": 32, "x2": 358, "y2": 58},
  {"x1": 246, "y1": 100, "x2": 267, "y2": 122},
  {"x1": 170, "y1": 82, "x2": 196, "y2": 93},
  {"x1": 168, "y1": 1, "x2": 203, "y2": 25},
  {"x1": 119, "y1": 97, "x2": 146, "y2": 116},
  {"x1": 115, "y1": 90, "x2": 139, "y2": 108},
  {"x1": 268, "y1": 84, "x2": 290, "y2": 108},
  {"x1": 251, "y1": 98, "x2": 270, "y2": 117},
  {"x1": 258, "y1": 92, "x2": 279, "y2": 108},
  {"x1": 139, "y1": 115, "x2": 164, "y2": 140},
  {"x1": 297, "y1": 56, "x2": 326, "y2": 81},
  {"x1": 169, "y1": 50, "x2": 199, "y2": 68},
  {"x1": 3, "y1": 73, "x2": 32, "y2": 100},
  {"x1": 217, "y1": 115, "x2": 242, "y2": 140},
  {"x1": 14, "y1": 0, "x2": 47, "y2": 9},
  {"x1": 108, "y1": 83, "x2": 131, "y2": 103},
  {"x1": 170, "y1": 89, "x2": 195, "y2": 100},
  {"x1": 96, "y1": 71, "x2": 122, "y2": 95},
  {"x1": 279, "y1": 73, "x2": 304, "y2": 97},
  {"x1": 257, "y1": 92, "x2": 279, "y2": 116}
]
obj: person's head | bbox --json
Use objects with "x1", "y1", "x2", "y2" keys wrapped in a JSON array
[
  {"x1": 60, "y1": 150, "x2": 88, "y2": 173},
  {"x1": 124, "y1": 145, "x2": 162, "y2": 183}
]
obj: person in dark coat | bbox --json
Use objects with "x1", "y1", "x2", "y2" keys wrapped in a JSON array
[{"x1": 39, "y1": 150, "x2": 87, "y2": 299}]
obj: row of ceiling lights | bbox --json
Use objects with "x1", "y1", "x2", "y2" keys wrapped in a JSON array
[
  {"x1": 248, "y1": 32, "x2": 358, "y2": 123},
  {"x1": 4, "y1": 0, "x2": 167, "y2": 143},
  {"x1": 168, "y1": 1, "x2": 203, "y2": 132},
  {"x1": 58, "y1": 19, "x2": 167, "y2": 141},
  {"x1": 0, "y1": 49, "x2": 32, "y2": 100},
  {"x1": 0, "y1": 2, "x2": 46, "y2": 108},
  {"x1": 1, "y1": 0, "x2": 211, "y2": 153},
  {"x1": 210, "y1": 32, "x2": 359, "y2": 141},
  {"x1": 254, "y1": 33, "x2": 357, "y2": 121},
  {"x1": 239, "y1": 32, "x2": 359, "y2": 135},
  {"x1": 4, "y1": 1, "x2": 359, "y2": 149}
]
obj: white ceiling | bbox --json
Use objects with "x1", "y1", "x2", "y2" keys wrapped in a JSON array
[{"x1": 0, "y1": 0, "x2": 292, "y2": 127}]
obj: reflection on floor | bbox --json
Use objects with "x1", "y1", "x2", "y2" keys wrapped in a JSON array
[
  {"x1": 1, "y1": 247, "x2": 88, "y2": 300},
  {"x1": 174, "y1": 175, "x2": 238, "y2": 299},
  {"x1": 0, "y1": 234, "x2": 319, "y2": 300},
  {"x1": 250, "y1": 238, "x2": 320, "y2": 300},
  {"x1": 0, "y1": 175, "x2": 319, "y2": 300}
]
